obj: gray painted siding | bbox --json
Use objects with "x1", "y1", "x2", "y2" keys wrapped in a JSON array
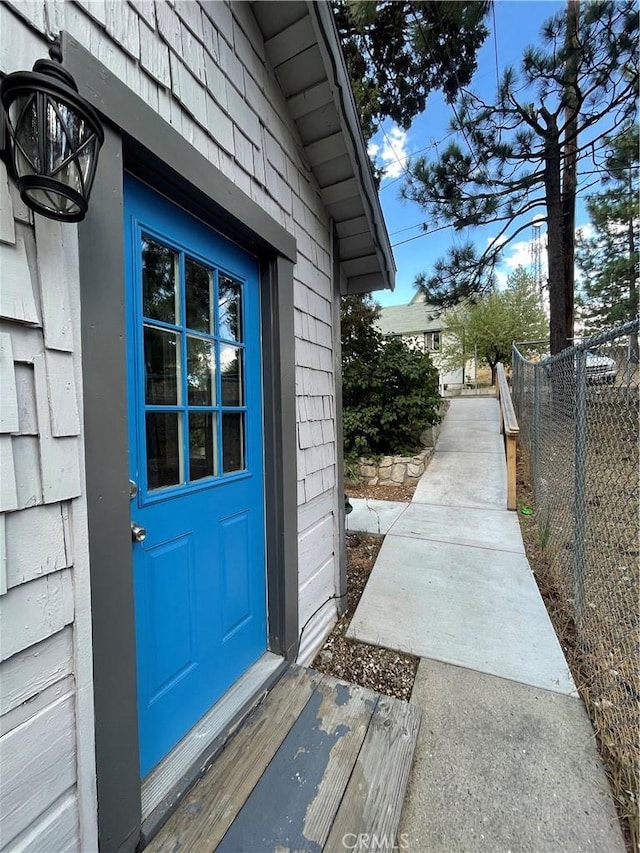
[
  {"x1": 1, "y1": 0, "x2": 342, "y2": 843},
  {"x1": 0, "y1": 114, "x2": 93, "y2": 849}
]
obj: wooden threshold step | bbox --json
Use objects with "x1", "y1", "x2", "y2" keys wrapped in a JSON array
[{"x1": 146, "y1": 664, "x2": 422, "y2": 852}]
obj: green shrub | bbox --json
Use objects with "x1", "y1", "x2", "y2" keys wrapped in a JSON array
[{"x1": 341, "y1": 296, "x2": 440, "y2": 456}]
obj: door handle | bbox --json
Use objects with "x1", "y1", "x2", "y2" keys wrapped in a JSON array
[{"x1": 131, "y1": 522, "x2": 147, "y2": 543}]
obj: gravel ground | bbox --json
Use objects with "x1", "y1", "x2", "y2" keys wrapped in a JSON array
[{"x1": 311, "y1": 531, "x2": 418, "y2": 701}]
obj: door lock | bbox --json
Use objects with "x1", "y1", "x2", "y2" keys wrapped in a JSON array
[
  {"x1": 131, "y1": 522, "x2": 147, "y2": 543},
  {"x1": 129, "y1": 480, "x2": 138, "y2": 499}
]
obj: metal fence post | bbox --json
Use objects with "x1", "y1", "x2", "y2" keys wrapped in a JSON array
[
  {"x1": 574, "y1": 349, "x2": 587, "y2": 628},
  {"x1": 532, "y1": 364, "x2": 540, "y2": 496}
]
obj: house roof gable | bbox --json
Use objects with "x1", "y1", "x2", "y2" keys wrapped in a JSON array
[{"x1": 377, "y1": 302, "x2": 443, "y2": 336}]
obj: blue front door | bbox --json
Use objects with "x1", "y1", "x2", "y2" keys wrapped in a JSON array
[{"x1": 124, "y1": 176, "x2": 267, "y2": 776}]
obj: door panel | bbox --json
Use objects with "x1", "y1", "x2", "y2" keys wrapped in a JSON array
[{"x1": 124, "y1": 176, "x2": 267, "y2": 776}]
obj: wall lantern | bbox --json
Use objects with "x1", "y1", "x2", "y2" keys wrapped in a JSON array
[{"x1": 1, "y1": 57, "x2": 104, "y2": 222}]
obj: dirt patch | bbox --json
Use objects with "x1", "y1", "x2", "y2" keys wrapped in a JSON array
[
  {"x1": 311, "y1": 532, "x2": 418, "y2": 701},
  {"x1": 346, "y1": 481, "x2": 418, "y2": 502},
  {"x1": 516, "y1": 449, "x2": 638, "y2": 852}
]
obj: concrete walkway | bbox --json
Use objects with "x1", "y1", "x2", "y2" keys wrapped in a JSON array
[{"x1": 347, "y1": 397, "x2": 625, "y2": 852}]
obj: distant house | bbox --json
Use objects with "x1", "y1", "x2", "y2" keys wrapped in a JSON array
[
  {"x1": 377, "y1": 291, "x2": 464, "y2": 390},
  {"x1": 0, "y1": 2, "x2": 395, "y2": 850}
]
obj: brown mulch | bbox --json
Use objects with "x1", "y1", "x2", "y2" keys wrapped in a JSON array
[
  {"x1": 311, "y1": 531, "x2": 419, "y2": 701},
  {"x1": 345, "y1": 481, "x2": 418, "y2": 502}
]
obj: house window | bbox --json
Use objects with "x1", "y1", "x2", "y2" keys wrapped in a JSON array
[{"x1": 424, "y1": 331, "x2": 440, "y2": 351}]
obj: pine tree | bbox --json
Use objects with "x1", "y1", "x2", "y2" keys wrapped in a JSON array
[
  {"x1": 576, "y1": 123, "x2": 639, "y2": 335},
  {"x1": 402, "y1": 0, "x2": 638, "y2": 354},
  {"x1": 333, "y1": 1, "x2": 491, "y2": 141}
]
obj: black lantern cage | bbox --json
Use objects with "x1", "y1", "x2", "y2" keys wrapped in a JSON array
[{"x1": 1, "y1": 59, "x2": 104, "y2": 222}]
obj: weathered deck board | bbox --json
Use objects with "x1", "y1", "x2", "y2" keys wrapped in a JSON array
[
  {"x1": 145, "y1": 665, "x2": 324, "y2": 853},
  {"x1": 302, "y1": 682, "x2": 379, "y2": 848},
  {"x1": 218, "y1": 679, "x2": 378, "y2": 852},
  {"x1": 146, "y1": 666, "x2": 421, "y2": 853},
  {"x1": 324, "y1": 694, "x2": 422, "y2": 852}
]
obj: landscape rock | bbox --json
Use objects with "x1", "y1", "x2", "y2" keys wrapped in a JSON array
[{"x1": 391, "y1": 464, "x2": 406, "y2": 484}]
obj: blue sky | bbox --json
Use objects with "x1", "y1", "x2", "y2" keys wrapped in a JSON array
[{"x1": 368, "y1": 0, "x2": 583, "y2": 307}]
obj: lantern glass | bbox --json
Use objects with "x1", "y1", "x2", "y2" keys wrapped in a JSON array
[
  {"x1": 1, "y1": 60, "x2": 104, "y2": 222},
  {"x1": 11, "y1": 94, "x2": 40, "y2": 171}
]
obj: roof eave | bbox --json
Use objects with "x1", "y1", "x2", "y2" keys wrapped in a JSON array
[
  {"x1": 308, "y1": 2, "x2": 395, "y2": 295},
  {"x1": 253, "y1": 1, "x2": 395, "y2": 296}
]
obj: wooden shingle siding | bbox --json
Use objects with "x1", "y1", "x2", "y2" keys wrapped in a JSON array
[
  {"x1": 1, "y1": 674, "x2": 75, "y2": 738},
  {"x1": 13, "y1": 792, "x2": 80, "y2": 853},
  {"x1": 0, "y1": 12, "x2": 90, "y2": 845},
  {"x1": 34, "y1": 358, "x2": 82, "y2": 503},
  {"x1": 140, "y1": 19, "x2": 172, "y2": 87},
  {"x1": 74, "y1": 0, "x2": 106, "y2": 27},
  {"x1": 1, "y1": 3, "x2": 346, "y2": 843},
  {"x1": 0, "y1": 569, "x2": 74, "y2": 660},
  {"x1": 15, "y1": 363, "x2": 38, "y2": 435},
  {"x1": 299, "y1": 516, "x2": 334, "y2": 586},
  {"x1": 34, "y1": 219, "x2": 76, "y2": 352},
  {"x1": 43, "y1": 351, "x2": 81, "y2": 438},
  {"x1": 0, "y1": 335, "x2": 19, "y2": 433},
  {"x1": 0, "y1": 627, "x2": 74, "y2": 718},
  {"x1": 12, "y1": 436, "x2": 43, "y2": 510},
  {"x1": 0, "y1": 4, "x2": 46, "y2": 72},
  {"x1": 0, "y1": 164, "x2": 16, "y2": 244},
  {"x1": 0, "y1": 437, "x2": 19, "y2": 512},
  {"x1": 5, "y1": 505, "x2": 69, "y2": 589},
  {"x1": 0, "y1": 516, "x2": 6, "y2": 596},
  {"x1": 0, "y1": 693, "x2": 77, "y2": 848},
  {"x1": 0, "y1": 235, "x2": 40, "y2": 325}
]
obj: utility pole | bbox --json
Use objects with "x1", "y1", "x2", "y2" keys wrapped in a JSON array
[{"x1": 561, "y1": 0, "x2": 580, "y2": 352}]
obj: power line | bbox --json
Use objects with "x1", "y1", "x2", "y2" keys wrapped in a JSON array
[
  {"x1": 409, "y1": 2, "x2": 488, "y2": 175},
  {"x1": 391, "y1": 221, "x2": 455, "y2": 248},
  {"x1": 359, "y1": 36, "x2": 415, "y2": 181},
  {"x1": 390, "y1": 179, "x2": 603, "y2": 250},
  {"x1": 491, "y1": 3, "x2": 500, "y2": 91},
  {"x1": 389, "y1": 221, "x2": 427, "y2": 237},
  {"x1": 378, "y1": 129, "x2": 458, "y2": 190},
  {"x1": 375, "y1": 122, "x2": 414, "y2": 181}
]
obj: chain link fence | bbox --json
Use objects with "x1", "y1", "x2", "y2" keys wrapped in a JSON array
[{"x1": 512, "y1": 319, "x2": 639, "y2": 844}]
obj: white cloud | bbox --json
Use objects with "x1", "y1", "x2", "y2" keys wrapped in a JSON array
[
  {"x1": 493, "y1": 221, "x2": 593, "y2": 288},
  {"x1": 369, "y1": 125, "x2": 409, "y2": 180},
  {"x1": 504, "y1": 238, "x2": 538, "y2": 271},
  {"x1": 493, "y1": 235, "x2": 547, "y2": 288}
]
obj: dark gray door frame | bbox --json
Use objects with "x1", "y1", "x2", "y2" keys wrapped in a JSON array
[{"x1": 63, "y1": 33, "x2": 299, "y2": 853}]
